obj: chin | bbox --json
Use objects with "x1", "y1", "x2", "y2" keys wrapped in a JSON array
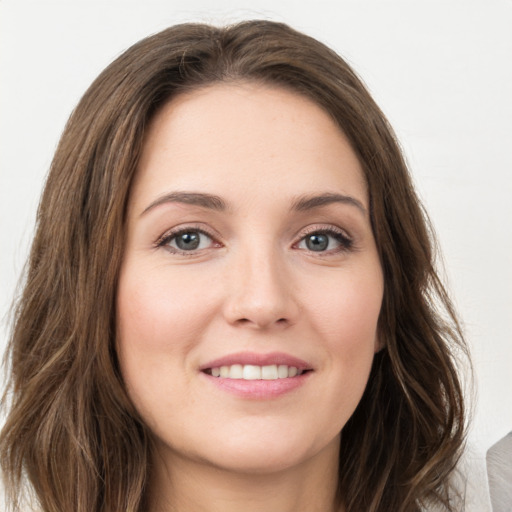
[
  {"x1": 182, "y1": 426, "x2": 340, "y2": 476},
  {"x1": 199, "y1": 448, "x2": 313, "y2": 475}
]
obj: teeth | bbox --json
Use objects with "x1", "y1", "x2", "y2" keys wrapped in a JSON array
[
  {"x1": 229, "y1": 364, "x2": 243, "y2": 379},
  {"x1": 207, "y1": 364, "x2": 304, "y2": 380},
  {"x1": 277, "y1": 364, "x2": 288, "y2": 378},
  {"x1": 261, "y1": 365, "x2": 278, "y2": 380},
  {"x1": 243, "y1": 365, "x2": 261, "y2": 380}
]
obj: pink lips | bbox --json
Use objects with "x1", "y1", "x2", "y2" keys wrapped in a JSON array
[{"x1": 199, "y1": 351, "x2": 313, "y2": 399}]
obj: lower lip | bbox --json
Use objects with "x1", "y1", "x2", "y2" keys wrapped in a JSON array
[{"x1": 200, "y1": 371, "x2": 312, "y2": 399}]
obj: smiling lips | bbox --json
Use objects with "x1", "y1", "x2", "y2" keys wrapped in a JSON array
[{"x1": 200, "y1": 352, "x2": 313, "y2": 398}]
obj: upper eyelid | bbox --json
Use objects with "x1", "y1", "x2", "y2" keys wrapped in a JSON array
[
  {"x1": 155, "y1": 224, "x2": 219, "y2": 248},
  {"x1": 294, "y1": 224, "x2": 352, "y2": 241},
  {"x1": 291, "y1": 223, "x2": 356, "y2": 256}
]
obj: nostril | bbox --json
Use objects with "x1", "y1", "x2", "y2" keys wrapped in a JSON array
[{"x1": 233, "y1": 317, "x2": 289, "y2": 328}]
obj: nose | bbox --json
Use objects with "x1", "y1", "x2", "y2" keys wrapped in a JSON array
[{"x1": 222, "y1": 247, "x2": 300, "y2": 330}]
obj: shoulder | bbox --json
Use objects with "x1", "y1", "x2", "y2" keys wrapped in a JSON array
[
  {"x1": 486, "y1": 432, "x2": 512, "y2": 512},
  {"x1": 446, "y1": 442, "x2": 493, "y2": 512},
  {"x1": 419, "y1": 441, "x2": 493, "y2": 511}
]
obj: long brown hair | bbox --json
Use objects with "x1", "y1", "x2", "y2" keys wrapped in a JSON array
[{"x1": 1, "y1": 20, "x2": 468, "y2": 511}]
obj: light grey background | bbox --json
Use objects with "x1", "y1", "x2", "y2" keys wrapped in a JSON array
[{"x1": 1, "y1": 0, "x2": 511, "y2": 473}]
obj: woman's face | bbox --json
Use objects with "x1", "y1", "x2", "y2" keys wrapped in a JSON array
[{"x1": 116, "y1": 83, "x2": 384, "y2": 474}]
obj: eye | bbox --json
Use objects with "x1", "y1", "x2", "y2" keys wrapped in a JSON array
[
  {"x1": 296, "y1": 229, "x2": 353, "y2": 253},
  {"x1": 157, "y1": 228, "x2": 218, "y2": 253}
]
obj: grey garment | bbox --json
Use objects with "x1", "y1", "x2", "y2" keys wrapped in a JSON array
[
  {"x1": 487, "y1": 432, "x2": 512, "y2": 512},
  {"x1": 448, "y1": 445, "x2": 492, "y2": 512}
]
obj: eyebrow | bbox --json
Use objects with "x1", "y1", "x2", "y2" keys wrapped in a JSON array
[
  {"x1": 141, "y1": 192, "x2": 228, "y2": 216},
  {"x1": 290, "y1": 192, "x2": 367, "y2": 215},
  {"x1": 140, "y1": 191, "x2": 366, "y2": 217}
]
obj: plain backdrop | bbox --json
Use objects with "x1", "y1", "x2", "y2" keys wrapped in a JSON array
[{"x1": 1, "y1": 0, "x2": 511, "y2": 470}]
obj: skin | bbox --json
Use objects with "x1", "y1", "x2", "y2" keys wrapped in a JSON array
[{"x1": 116, "y1": 82, "x2": 384, "y2": 512}]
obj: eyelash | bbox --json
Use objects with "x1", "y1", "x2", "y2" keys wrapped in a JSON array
[
  {"x1": 296, "y1": 226, "x2": 354, "y2": 254},
  {"x1": 155, "y1": 225, "x2": 354, "y2": 256},
  {"x1": 154, "y1": 225, "x2": 219, "y2": 255}
]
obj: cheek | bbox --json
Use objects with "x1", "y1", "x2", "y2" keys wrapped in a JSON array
[
  {"x1": 115, "y1": 263, "x2": 210, "y2": 410},
  {"x1": 117, "y1": 263, "x2": 211, "y2": 354},
  {"x1": 302, "y1": 268, "x2": 382, "y2": 398},
  {"x1": 306, "y1": 268, "x2": 382, "y2": 347}
]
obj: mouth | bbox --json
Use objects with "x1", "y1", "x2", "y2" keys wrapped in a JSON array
[
  {"x1": 199, "y1": 352, "x2": 314, "y2": 396},
  {"x1": 203, "y1": 364, "x2": 310, "y2": 380}
]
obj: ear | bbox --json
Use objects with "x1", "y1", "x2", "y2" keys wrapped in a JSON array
[{"x1": 373, "y1": 334, "x2": 385, "y2": 354}]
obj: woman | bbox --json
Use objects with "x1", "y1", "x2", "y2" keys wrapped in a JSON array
[{"x1": 0, "y1": 20, "x2": 468, "y2": 511}]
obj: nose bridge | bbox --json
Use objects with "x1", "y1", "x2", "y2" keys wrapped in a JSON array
[{"x1": 223, "y1": 235, "x2": 298, "y2": 328}]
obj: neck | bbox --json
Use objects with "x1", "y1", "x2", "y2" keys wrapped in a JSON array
[{"x1": 147, "y1": 436, "x2": 342, "y2": 512}]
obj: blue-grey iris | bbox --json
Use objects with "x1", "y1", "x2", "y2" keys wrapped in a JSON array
[
  {"x1": 306, "y1": 234, "x2": 328, "y2": 251},
  {"x1": 176, "y1": 232, "x2": 200, "y2": 250}
]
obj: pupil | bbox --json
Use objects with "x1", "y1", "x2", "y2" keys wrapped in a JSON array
[
  {"x1": 176, "y1": 232, "x2": 200, "y2": 250},
  {"x1": 306, "y1": 234, "x2": 328, "y2": 251}
]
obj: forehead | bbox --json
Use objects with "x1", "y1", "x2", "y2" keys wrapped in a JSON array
[{"x1": 131, "y1": 82, "x2": 368, "y2": 213}]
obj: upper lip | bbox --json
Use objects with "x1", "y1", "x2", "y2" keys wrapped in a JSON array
[{"x1": 199, "y1": 351, "x2": 313, "y2": 371}]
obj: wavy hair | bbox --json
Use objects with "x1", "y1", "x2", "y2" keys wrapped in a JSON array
[{"x1": 1, "y1": 20, "x2": 468, "y2": 511}]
